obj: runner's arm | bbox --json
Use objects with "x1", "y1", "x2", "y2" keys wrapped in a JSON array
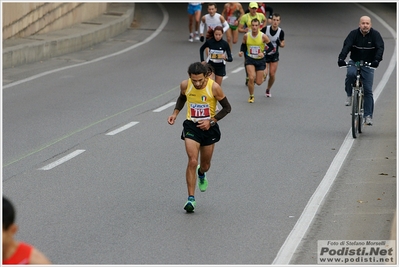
[
  {"x1": 212, "y1": 83, "x2": 231, "y2": 122},
  {"x1": 225, "y1": 42, "x2": 233, "y2": 62},
  {"x1": 168, "y1": 81, "x2": 187, "y2": 125},
  {"x1": 221, "y1": 4, "x2": 228, "y2": 18},
  {"x1": 263, "y1": 34, "x2": 274, "y2": 54},
  {"x1": 238, "y1": 34, "x2": 247, "y2": 57},
  {"x1": 199, "y1": 16, "x2": 206, "y2": 35},
  {"x1": 237, "y1": 15, "x2": 247, "y2": 33},
  {"x1": 30, "y1": 247, "x2": 51, "y2": 264},
  {"x1": 266, "y1": 6, "x2": 273, "y2": 19},
  {"x1": 260, "y1": 14, "x2": 267, "y2": 29},
  {"x1": 174, "y1": 93, "x2": 187, "y2": 112},
  {"x1": 199, "y1": 41, "x2": 208, "y2": 62},
  {"x1": 214, "y1": 97, "x2": 231, "y2": 121},
  {"x1": 278, "y1": 30, "x2": 285, "y2": 48},
  {"x1": 221, "y1": 18, "x2": 230, "y2": 34},
  {"x1": 238, "y1": 4, "x2": 245, "y2": 20}
]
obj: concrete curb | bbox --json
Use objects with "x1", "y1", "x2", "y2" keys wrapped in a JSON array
[{"x1": 3, "y1": 3, "x2": 135, "y2": 69}]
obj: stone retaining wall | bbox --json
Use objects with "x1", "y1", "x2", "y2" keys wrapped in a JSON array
[{"x1": 3, "y1": 3, "x2": 107, "y2": 40}]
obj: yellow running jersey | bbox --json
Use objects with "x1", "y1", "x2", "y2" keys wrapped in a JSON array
[
  {"x1": 186, "y1": 78, "x2": 217, "y2": 122},
  {"x1": 239, "y1": 13, "x2": 266, "y2": 28},
  {"x1": 246, "y1": 31, "x2": 265, "y2": 59}
]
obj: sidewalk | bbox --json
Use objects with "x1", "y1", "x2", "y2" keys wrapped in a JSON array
[
  {"x1": 291, "y1": 81, "x2": 397, "y2": 264},
  {"x1": 3, "y1": 3, "x2": 135, "y2": 69}
]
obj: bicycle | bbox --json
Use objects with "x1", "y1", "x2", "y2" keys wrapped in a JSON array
[{"x1": 341, "y1": 60, "x2": 373, "y2": 138}]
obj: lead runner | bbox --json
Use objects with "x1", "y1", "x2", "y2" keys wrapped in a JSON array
[{"x1": 167, "y1": 62, "x2": 232, "y2": 212}]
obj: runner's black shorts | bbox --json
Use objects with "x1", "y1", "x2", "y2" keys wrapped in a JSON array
[
  {"x1": 181, "y1": 119, "x2": 221, "y2": 146},
  {"x1": 244, "y1": 56, "x2": 266, "y2": 71},
  {"x1": 266, "y1": 52, "x2": 279, "y2": 63},
  {"x1": 208, "y1": 61, "x2": 226, "y2": 77}
]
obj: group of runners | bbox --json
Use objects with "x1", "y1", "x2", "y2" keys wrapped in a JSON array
[
  {"x1": 188, "y1": 2, "x2": 285, "y2": 102},
  {"x1": 177, "y1": 2, "x2": 285, "y2": 212},
  {"x1": 1, "y1": 4, "x2": 385, "y2": 266},
  {"x1": 179, "y1": 3, "x2": 383, "y2": 214}
]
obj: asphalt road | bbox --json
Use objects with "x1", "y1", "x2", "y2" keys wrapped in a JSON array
[{"x1": 2, "y1": 3, "x2": 396, "y2": 265}]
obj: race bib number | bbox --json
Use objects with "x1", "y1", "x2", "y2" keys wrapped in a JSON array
[
  {"x1": 249, "y1": 46, "x2": 261, "y2": 57},
  {"x1": 210, "y1": 49, "x2": 224, "y2": 59},
  {"x1": 228, "y1": 16, "x2": 237, "y2": 25},
  {"x1": 190, "y1": 103, "x2": 210, "y2": 121}
]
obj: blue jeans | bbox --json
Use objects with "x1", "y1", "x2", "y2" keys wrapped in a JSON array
[{"x1": 345, "y1": 60, "x2": 375, "y2": 118}]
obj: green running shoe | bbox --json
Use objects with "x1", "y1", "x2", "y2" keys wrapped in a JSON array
[
  {"x1": 184, "y1": 196, "x2": 196, "y2": 212},
  {"x1": 197, "y1": 165, "x2": 208, "y2": 192}
]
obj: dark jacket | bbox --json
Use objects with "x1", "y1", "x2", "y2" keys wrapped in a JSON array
[
  {"x1": 338, "y1": 28, "x2": 384, "y2": 63},
  {"x1": 199, "y1": 38, "x2": 233, "y2": 63}
]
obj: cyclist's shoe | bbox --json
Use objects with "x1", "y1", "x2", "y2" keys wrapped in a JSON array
[
  {"x1": 245, "y1": 77, "x2": 249, "y2": 85},
  {"x1": 197, "y1": 165, "x2": 208, "y2": 192},
  {"x1": 248, "y1": 95, "x2": 255, "y2": 103},
  {"x1": 265, "y1": 89, "x2": 271, "y2": 97},
  {"x1": 184, "y1": 196, "x2": 196, "y2": 212},
  {"x1": 345, "y1": 96, "x2": 352, "y2": 106},
  {"x1": 365, "y1": 115, "x2": 373, "y2": 126}
]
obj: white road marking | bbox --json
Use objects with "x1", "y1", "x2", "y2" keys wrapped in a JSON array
[
  {"x1": 231, "y1": 67, "x2": 245, "y2": 73},
  {"x1": 153, "y1": 102, "x2": 176, "y2": 112},
  {"x1": 272, "y1": 5, "x2": 397, "y2": 265},
  {"x1": 39, "y1": 149, "x2": 85, "y2": 170},
  {"x1": 3, "y1": 4, "x2": 169, "y2": 89},
  {"x1": 106, "y1": 121, "x2": 139, "y2": 135},
  {"x1": 3, "y1": 5, "x2": 170, "y2": 167}
]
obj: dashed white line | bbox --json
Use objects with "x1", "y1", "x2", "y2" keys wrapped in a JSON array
[
  {"x1": 232, "y1": 67, "x2": 245, "y2": 73},
  {"x1": 106, "y1": 121, "x2": 139, "y2": 136},
  {"x1": 153, "y1": 102, "x2": 176, "y2": 112},
  {"x1": 39, "y1": 149, "x2": 85, "y2": 170}
]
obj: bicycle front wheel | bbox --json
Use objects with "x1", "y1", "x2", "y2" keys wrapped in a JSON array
[
  {"x1": 352, "y1": 92, "x2": 359, "y2": 138},
  {"x1": 358, "y1": 92, "x2": 364, "y2": 134}
]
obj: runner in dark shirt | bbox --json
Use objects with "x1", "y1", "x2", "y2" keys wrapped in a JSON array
[{"x1": 199, "y1": 26, "x2": 233, "y2": 86}]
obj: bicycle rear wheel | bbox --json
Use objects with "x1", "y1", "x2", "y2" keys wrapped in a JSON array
[{"x1": 352, "y1": 92, "x2": 359, "y2": 138}]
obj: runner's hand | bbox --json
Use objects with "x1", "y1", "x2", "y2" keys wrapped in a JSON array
[
  {"x1": 167, "y1": 115, "x2": 176, "y2": 125},
  {"x1": 197, "y1": 120, "x2": 209, "y2": 130}
]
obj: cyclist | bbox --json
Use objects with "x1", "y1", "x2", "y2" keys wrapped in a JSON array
[{"x1": 337, "y1": 15, "x2": 384, "y2": 126}]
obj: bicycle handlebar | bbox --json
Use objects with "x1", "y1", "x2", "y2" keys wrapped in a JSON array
[{"x1": 340, "y1": 61, "x2": 376, "y2": 70}]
